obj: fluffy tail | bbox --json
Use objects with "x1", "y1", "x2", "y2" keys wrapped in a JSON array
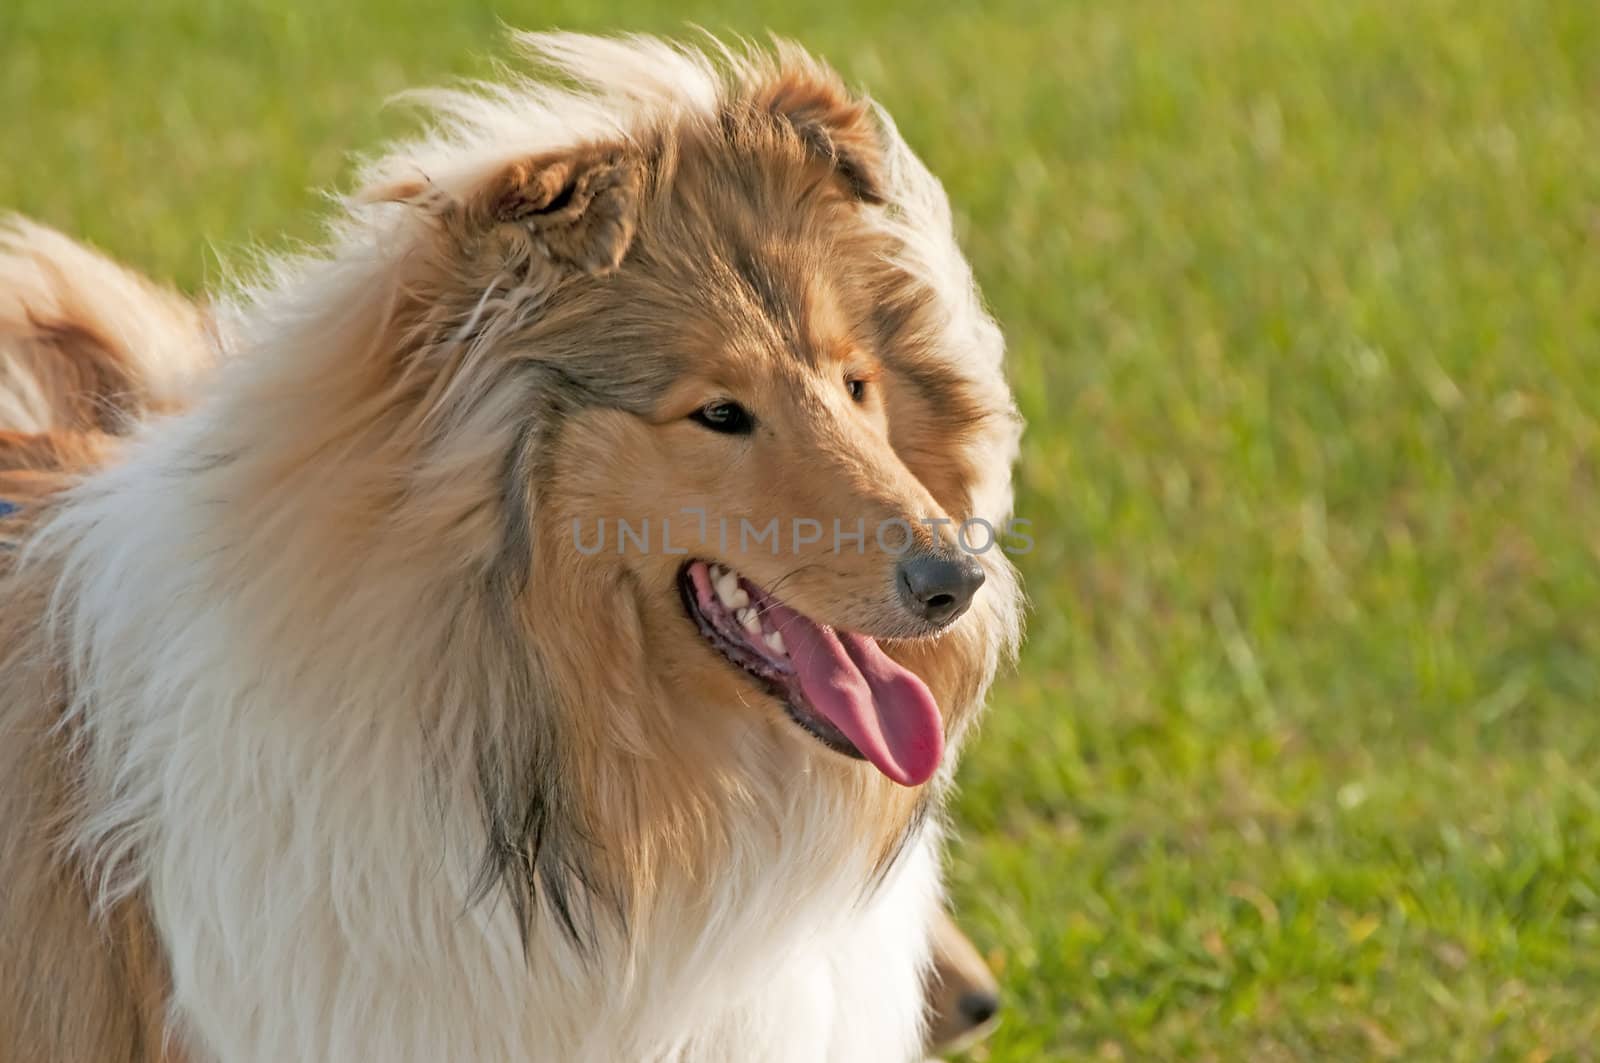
[{"x1": 0, "y1": 217, "x2": 214, "y2": 437}]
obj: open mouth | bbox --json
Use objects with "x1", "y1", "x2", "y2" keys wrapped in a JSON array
[{"x1": 678, "y1": 560, "x2": 945, "y2": 787}]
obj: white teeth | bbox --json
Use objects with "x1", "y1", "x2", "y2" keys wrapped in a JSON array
[
  {"x1": 714, "y1": 568, "x2": 742, "y2": 609},
  {"x1": 737, "y1": 607, "x2": 761, "y2": 634},
  {"x1": 764, "y1": 630, "x2": 787, "y2": 655}
]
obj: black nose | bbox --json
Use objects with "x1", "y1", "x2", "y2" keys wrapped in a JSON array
[
  {"x1": 896, "y1": 552, "x2": 985, "y2": 625},
  {"x1": 958, "y1": 990, "x2": 1000, "y2": 1027}
]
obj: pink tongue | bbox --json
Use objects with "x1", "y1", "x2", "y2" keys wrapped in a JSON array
[{"x1": 764, "y1": 601, "x2": 944, "y2": 787}]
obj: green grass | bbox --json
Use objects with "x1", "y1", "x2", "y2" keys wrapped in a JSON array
[{"x1": 5, "y1": 1, "x2": 1598, "y2": 1058}]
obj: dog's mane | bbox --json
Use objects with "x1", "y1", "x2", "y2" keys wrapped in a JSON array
[{"x1": 11, "y1": 37, "x2": 1022, "y2": 1030}]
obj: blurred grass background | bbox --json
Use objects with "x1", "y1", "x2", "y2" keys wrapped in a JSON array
[{"x1": 4, "y1": 0, "x2": 1598, "y2": 1058}]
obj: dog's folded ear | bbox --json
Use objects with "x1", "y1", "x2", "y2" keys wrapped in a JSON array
[
  {"x1": 749, "y1": 50, "x2": 887, "y2": 205},
  {"x1": 481, "y1": 147, "x2": 644, "y2": 275},
  {"x1": 368, "y1": 143, "x2": 644, "y2": 277}
]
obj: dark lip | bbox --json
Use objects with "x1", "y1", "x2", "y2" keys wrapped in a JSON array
[{"x1": 676, "y1": 561, "x2": 865, "y2": 762}]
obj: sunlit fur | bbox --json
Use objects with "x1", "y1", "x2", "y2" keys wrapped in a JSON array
[{"x1": 0, "y1": 34, "x2": 1023, "y2": 1062}]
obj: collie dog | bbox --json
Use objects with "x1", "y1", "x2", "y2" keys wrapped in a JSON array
[{"x1": 0, "y1": 34, "x2": 1023, "y2": 1062}]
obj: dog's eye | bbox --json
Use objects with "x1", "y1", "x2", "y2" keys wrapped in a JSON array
[
  {"x1": 846, "y1": 378, "x2": 868, "y2": 403},
  {"x1": 690, "y1": 400, "x2": 754, "y2": 435}
]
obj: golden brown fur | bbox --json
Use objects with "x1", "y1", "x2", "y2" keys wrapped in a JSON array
[
  {"x1": 333, "y1": 49, "x2": 1016, "y2": 923},
  {"x1": 0, "y1": 218, "x2": 213, "y2": 438},
  {"x1": 0, "y1": 423, "x2": 1001, "y2": 1063},
  {"x1": 0, "y1": 35, "x2": 1021, "y2": 1061},
  {"x1": 1, "y1": 510, "x2": 171, "y2": 1060},
  {"x1": 0, "y1": 667, "x2": 178, "y2": 1062},
  {"x1": 0, "y1": 227, "x2": 198, "y2": 1061}
]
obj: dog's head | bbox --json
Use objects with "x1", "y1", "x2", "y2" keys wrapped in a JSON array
[{"x1": 218, "y1": 34, "x2": 1022, "y2": 932}]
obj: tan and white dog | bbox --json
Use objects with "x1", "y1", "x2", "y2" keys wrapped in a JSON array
[{"x1": 0, "y1": 33, "x2": 1023, "y2": 1062}]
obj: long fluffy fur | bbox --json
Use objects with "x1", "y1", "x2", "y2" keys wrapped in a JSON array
[
  {"x1": 0, "y1": 218, "x2": 214, "y2": 436},
  {"x1": 0, "y1": 34, "x2": 1022, "y2": 1062}
]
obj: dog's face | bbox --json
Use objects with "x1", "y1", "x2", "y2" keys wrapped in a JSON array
[
  {"x1": 485, "y1": 104, "x2": 1011, "y2": 789},
  {"x1": 365, "y1": 49, "x2": 1019, "y2": 814},
  {"x1": 529, "y1": 129, "x2": 1000, "y2": 786}
]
